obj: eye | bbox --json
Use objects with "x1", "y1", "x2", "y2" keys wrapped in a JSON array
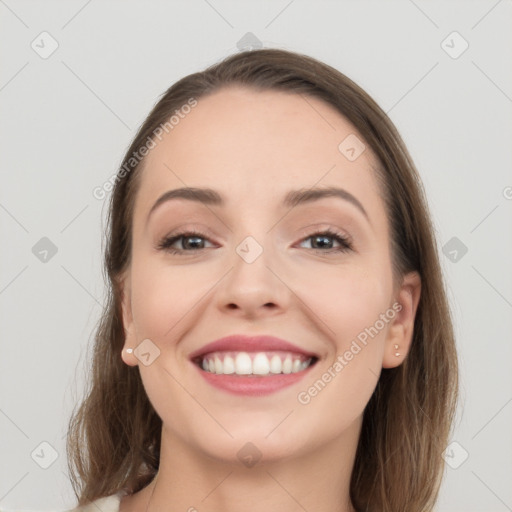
[
  {"x1": 297, "y1": 229, "x2": 353, "y2": 253},
  {"x1": 156, "y1": 228, "x2": 353, "y2": 255},
  {"x1": 156, "y1": 230, "x2": 215, "y2": 254}
]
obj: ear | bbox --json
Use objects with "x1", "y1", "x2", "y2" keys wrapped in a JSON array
[
  {"x1": 382, "y1": 271, "x2": 421, "y2": 369},
  {"x1": 118, "y1": 270, "x2": 138, "y2": 367}
]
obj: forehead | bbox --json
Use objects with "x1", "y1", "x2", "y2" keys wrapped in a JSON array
[{"x1": 134, "y1": 86, "x2": 384, "y2": 222}]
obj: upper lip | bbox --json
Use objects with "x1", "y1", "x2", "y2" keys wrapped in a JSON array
[{"x1": 189, "y1": 334, "x2": 319, "y2": 361}]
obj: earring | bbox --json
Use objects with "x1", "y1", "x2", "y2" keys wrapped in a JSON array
[
  {"x1": 126, "y1": 348, "x2": 133, "y2": 354},
  {"x1": 393, "y1": 344, "x2": 400, "y2": 357}
]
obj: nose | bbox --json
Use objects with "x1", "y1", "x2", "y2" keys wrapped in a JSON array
[{"x1": 214, "y1": 238, "x2": 291, "y2": 318}]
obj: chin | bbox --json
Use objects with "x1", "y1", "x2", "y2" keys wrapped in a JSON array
[{"x1": 195, "y1": 429, "x2": 308, "y2": 466}]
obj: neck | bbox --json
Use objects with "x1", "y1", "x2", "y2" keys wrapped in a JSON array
[{"x1": 140, "y1": 418, "x2": 361, "y2": 512}]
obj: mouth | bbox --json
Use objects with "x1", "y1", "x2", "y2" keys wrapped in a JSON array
[
  {"x1": 188, "y1": 334, "x2": 320, "y2": 396},
  {"x1": 192, "y1": 351, "x2": 319, "y2": 376}
]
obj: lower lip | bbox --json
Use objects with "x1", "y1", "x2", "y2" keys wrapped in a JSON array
[{"x1": 193, "y1": 362, "x2": 315, "y2": 397}]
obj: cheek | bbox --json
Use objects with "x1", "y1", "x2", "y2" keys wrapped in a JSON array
[
  {"x1": 130, "y1": 260, "x2": 180, "y2": 340},
  {"x1": 130, "y1": 256, "x2": 215, "y2": 341},
  {"x1": 287, "y1": 257, "x2": 392, "y2": 343},
  {"x1": 295, "y1": 267, "x2": 392, "y2": 427}
]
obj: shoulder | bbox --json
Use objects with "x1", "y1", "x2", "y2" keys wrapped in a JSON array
[
  {"x1": 66, "y1": 491, "x2": 126, "y2": 512},
  {"x1": 0, "y1": 491, "x2": 126, "y2": 512}
]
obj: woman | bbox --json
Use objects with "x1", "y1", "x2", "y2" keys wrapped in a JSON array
[{"x1": 66, "y1": 48, "x2": 458, "y2": 512}]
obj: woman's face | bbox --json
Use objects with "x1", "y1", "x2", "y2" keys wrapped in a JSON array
[{"x1": 120, "y1": 86, "x2": 420, "y2": 464}]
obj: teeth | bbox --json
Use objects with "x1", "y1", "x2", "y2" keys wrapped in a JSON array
[
  {"x1": 269, "y1": 354, "x2": 282, "y2": 374},
  {"x1": 235, "y1": 352, "x2": 252, "y2": 375},
  {"x1": 199, "y1": 351, "x2": 314, "y2": 376},
  {"x1": 223, "y1": 355, "x2": 235, "y2": 374},
  {"x1": 282, "y1": 355, "x2": 292, "y2": 374},
  {"x1": 252, "y1": 353, "x2": 270, "y2": 375}
]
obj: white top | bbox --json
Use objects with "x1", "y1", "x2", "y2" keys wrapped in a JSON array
[
  {"x1": 0, "y1": 491, "x2": 127, "y2": 512},
  {"x1": 0, "y1": 490, "x2": 126, "y2": 512},
  {"x1": 66, "y1": 491, "x2": 125, "y2": 512}
]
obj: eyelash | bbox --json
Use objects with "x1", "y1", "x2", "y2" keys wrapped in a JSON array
[{"x1": 156, "y1": 228, "x2": 353, "y2": 255}]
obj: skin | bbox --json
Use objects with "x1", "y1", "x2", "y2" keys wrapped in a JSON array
[{"x1": 118, "y1": 86, "x2": 421, "y2": 512}]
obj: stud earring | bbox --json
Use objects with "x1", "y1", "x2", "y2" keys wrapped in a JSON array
[
  {"x1": 393, "y1": 344, "x2": 400, "y2": 357},
  {"x1": 126, "y1": 348, "x2": 133, "y2": 354}
]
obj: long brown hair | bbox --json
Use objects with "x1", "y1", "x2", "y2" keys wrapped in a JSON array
[{"x1": 66, "y1": 48, "x2": 459, "y2": 512}]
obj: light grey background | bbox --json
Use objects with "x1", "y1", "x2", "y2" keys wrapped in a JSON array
[{"x1": 1, "y1": 1, "x2": 511, "y2": 511}]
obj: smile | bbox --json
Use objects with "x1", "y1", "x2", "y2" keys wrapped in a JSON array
[
  {"x1": 188, "y1": 334, "x2": 320, "y2": 396},
  {"x1": 195, "y1": 351, "x2": 317, "y2": 376}
]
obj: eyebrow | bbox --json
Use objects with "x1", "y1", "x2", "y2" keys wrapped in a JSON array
[{"x1": 146, "y1": 186, "x2": 370, "y2": 224}]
